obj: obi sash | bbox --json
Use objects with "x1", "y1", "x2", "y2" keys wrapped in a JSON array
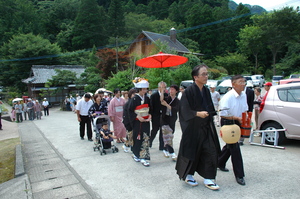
[{"x1": 135, "y1": 104, "x2": 149, "y2": 120}]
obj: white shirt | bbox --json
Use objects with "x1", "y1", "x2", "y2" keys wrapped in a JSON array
[
  {"x1": 210, "y1": 91, "x2": 220, "y2": 106},
  {"x1": 177, "y1": 92, "x2": 182, "y2": 100},
  {"x1": 219, "y1": 89, "x2": 248, "y2": 117},
  {"x1": 42, "y1": 101, "x2": 49, "y2": 107},
  {"x1": 76, "y1": 98, "x2": 93, "y2": 116}
]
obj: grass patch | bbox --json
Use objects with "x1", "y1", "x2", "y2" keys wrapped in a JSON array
[{"x1": 0, "y1": 138, "x2": 20, "y2": 184}]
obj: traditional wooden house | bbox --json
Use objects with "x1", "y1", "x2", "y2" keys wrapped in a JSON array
[
  {"x1": 22, "y1": 65, "x2": 85, "y2": 104},
  {"x1": 127, "y1": 28, "x2": 202, "y2": 56}
]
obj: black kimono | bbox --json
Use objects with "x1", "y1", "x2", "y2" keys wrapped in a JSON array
[
  {"x1": 128, "y1": 94, "x2": 151, "y2": 160},
  {"x1": 175, "y1": 83, "x2": 221, "y2": 180}
]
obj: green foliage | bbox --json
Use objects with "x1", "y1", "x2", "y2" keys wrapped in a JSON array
[
  {"x1": 72, "y1": 0, "x2": 107, "y2": 50},
  {"x1": 0, "y1": 0, "x2": 42, "y2": 45},
  {"x1": 215, "y1": 52, "x2": 251, "y2": 75},
  {"x1": 0, "y1": 33, "x2": 61, "y2": 91},
  {"x1": 144, "y1": 68, "x2": 172, "y2": 89},
  {"x1": 237, "y1": 25, "x2": 264, "y2": 73},
  {"x1": 48, "y1": 69, "x2": 78, "y2": 87},
  {"x1": 170, "y1": 65, "x2": 192, "y2": 85},
  {"x1": 77, "y1": 67, "x2": 102, "y2": 93},
  {"x1": 105, "y1": 68, "x2": 134, "y2": 91},
  {"x1": 108, "y1": 0, "x2": 125, "y2": 38}
]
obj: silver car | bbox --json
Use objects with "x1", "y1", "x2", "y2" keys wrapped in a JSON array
[{"x1": 258, "y1": 83, "x2": 300, "y2": 144}]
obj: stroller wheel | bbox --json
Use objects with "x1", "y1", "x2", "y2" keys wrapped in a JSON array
[
  {"x1": 100, "y1": 151, "x2": 103, "y2": 155},
  {"x1": 112, "y1": 148, "x2": 115, "y2": 153},
  {"x1": 93, "y1": 147, "x2": 96, "y2": 152},
  {"x1": 103, "y1": 150, "x2": 106, "y2": 155},
  {"x1": 115, "y1": 147, "x2": 119, "y2": 152}
]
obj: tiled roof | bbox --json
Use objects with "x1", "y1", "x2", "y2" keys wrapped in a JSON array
[
  {"x1": 142, "y1": 31, "x2": 190, "y2": 53},
  {"x1": 22, "y1": 65, "x2": 85, "y2": 84}
]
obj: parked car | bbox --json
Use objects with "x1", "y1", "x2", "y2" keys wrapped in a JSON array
[
  {"x1": 216, "y1": 79, "x2": 253, "y2": 94},
  {"x1": 180, "y1": 80, "x2": 193, "y2": 89},
  {"x1": 180, "y1": 79, "x2": 218, "y2": 89},
  {"x1": 279, "y1": 78, "x2": 300, "y2": 85},
  {"x1": 289, "y1": 74, "x2": 300, "y2": 78},
  {"x1": 251, "y1": 75, "x2": 265, "y2": 87},
  {"x1": 258, "y1": 83, "x2": 300, "y2": 145},
  {"x1": 272, "y1": 75, "x2": 283, "y2": 86}
]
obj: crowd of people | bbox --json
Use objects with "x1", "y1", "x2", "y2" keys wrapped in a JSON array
[
  {"x1": 73, "y1": 64, "x2": 273, "y2": 191},
  {"x1": 3, "y1": 64, "x2": 273, "y2": 191},
  {"x1": 9, "y1": 98, "x2": 50, "y2": 122}
]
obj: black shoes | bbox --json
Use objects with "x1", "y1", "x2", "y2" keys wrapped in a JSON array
[
  {"x1": 236, "y1": 177, "x2": 246, "y2": 185},
  {"x1": 218, "y1": 167, "x2": 229, "y2": 172},
  {"x1": 81, "y1": 137, "x2": 84, "y2": 140},
  {"x1": 88, "y1": 138, "x2": 93, "y2": 141}
]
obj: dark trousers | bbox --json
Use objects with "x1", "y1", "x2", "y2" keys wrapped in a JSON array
[
  {"x1": 79, "y1": 115, "x2": 92, "y2": 139},
  {"x1": 16, "y1": 113, "x2": 23, "y2": 122},
  {"x1": 44, "y1": 107, "x2": 49, "y2": 116},
  {"x1": 218, "y1": 118, "x2": 245, "y2": 178},
  {"x1": 150, "y1": 115, "x2": 164, "y2": 150}
]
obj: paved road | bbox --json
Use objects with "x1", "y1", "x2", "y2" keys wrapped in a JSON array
[{"x1": 17, "y1": 107, "x2": 300, "y2": 198}]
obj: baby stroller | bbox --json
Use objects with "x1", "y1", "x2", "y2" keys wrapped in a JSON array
[{"x1": 92, "y1": 114, "x2": 118, "y2": 155}]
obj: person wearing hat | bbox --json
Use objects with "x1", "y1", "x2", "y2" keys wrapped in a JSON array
[
  {"x1": 260, "y1": 82, "x2": 272, "y2": 112},
  {"x1": 175, "y1": 65, "x2": 221, "y2": 190},
  {"x1": 34, "y1": 100, "x2": 42, "y2": 120},
  {"x1": 76, "y1": 93, "x2": 94, "y2": 141},
  {"x1": 42, "y1": 98, "x2": 49, "y2": 116},
  {"x1": 27, "y1": 98, "x2": 35, "y2": 121},
  {"x1": 127, "y1": 77, "x2": 151, "y2": 167},
  {"x1": 218, "y1": 74, "x2": 248, "y2": 186}
]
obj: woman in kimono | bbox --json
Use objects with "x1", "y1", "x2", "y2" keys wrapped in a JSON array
[
  {"x1": 128, "y1": 78, "x2": 151, "y2": 167},
  {"x1": 122, "y1": 88, "x2": 136, "y2": 153},
  {"x1": 108, "y1": 88, "x2": 127, "y2": 143},
  {"x1": 160, "y1": 84, "x2": 180, "y2": 161}
]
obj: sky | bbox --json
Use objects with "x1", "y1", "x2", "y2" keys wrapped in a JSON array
[{"x1": 233, "y1": 0, "x2": 299, "y2": 11}]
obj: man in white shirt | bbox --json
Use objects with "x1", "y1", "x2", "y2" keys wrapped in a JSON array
[
  {"x1": 42, "y1": 98, "x2": 49, "y2": 116},
  {"x1": 218, "y1": 75, "x2": 248, "y2": 186},
  {"x1": 210, "y1": 86, "x2": 220, "y2": 126},
  {"x1": 76, "y1": 93, "x2": 93, "y2": 141}
]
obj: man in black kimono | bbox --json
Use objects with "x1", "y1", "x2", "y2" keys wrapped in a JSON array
[{"x1": 175, "y1": 64, "x2": 221, "y2": 190}]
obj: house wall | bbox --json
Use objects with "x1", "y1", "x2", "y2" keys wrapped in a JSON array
[{"x1": 129, "y1": 35, "x2": 156, "y2": 56}]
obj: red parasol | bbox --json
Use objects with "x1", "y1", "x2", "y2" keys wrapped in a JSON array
[{"x1": 136, "y1": 52, "x2": 188, "y2": 68}]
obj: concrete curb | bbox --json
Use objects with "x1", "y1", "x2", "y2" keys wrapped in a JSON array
[{"x1": 15, "y1": 144, "x2": 25, "y2": 177}]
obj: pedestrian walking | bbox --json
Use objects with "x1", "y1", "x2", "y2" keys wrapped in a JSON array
[{"x1": 76, "y1": 93, "x2": 93, "y2": 141}]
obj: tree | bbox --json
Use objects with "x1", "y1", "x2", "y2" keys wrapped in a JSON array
[
  {"x1": 253, "y1": 7, "x2": 300, "y2": 75},
  {"x1": 237, "y1": 25, "x2": 264, "y2": 73},
  {"x1": 48, "y1": 69, "x2": 78, "y2": 87},
  {"x1": 215, "y1": 52, "x2": 250, "y2": 75},
  {"x1": 95, "y1": 48, "x2": 130, "y2": 79},
  {"x1": 77, "y1": 66, "x2": 103, "y2": 92},
  {"x1": 105, "y1": 68, "x2": 135, "y2": 91},
  {"x1": 0, "y1": 33, "x2": 61, "y2": 91},
  {"x1": 107, "y1": 0, "x2": 125, "y2": 38},
  {"x1": 72, "y1": 0, "x2": 107, "y2": 50},
  {"x1": 0, "y1": 0, "x2": 42, "y2": 45},
  {"x1": 41, "y1": 0, "x2": 80, "y2": 46}
]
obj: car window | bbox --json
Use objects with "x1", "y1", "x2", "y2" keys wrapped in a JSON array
[
  {"x1": 273, "y1": 76, "x2": 283, "y2": 80},
  {"x1": 278, "y1": 88, "x2": 300, "y2": 102}
]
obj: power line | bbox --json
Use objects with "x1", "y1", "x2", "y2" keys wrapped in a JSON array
[{"x1": 0, "y1": 12, "x2": 254, "y2": 63}]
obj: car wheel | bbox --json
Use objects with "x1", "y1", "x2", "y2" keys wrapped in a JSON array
[{"x1": 261, "y1": 122, "x2": 286, "y2": 145}]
